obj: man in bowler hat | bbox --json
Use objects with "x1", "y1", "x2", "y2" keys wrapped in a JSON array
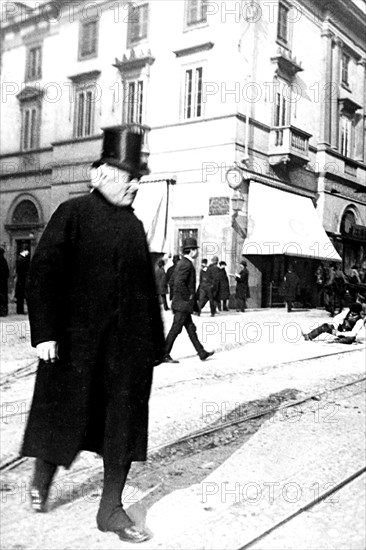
[
  {"x1": 22, "y1": 125, "x2": 165, "y2": 543},
  {"x1": 163, "y1": 237, "x2": 214, "y2": 363}
]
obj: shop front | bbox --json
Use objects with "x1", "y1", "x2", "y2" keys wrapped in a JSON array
[{"x1": 241, "y1": 182, "x2": 342, "y2": 308}]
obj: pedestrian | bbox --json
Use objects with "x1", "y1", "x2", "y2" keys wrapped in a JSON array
[
  {"x1": 282, "y1": 264, "x2": 300, "y2": 312},
  {"x1": 155, "y1": 259, "x2": 169, "y2": 311},
  {"x1": 314, "y1": 264, "x2": 325, "y2": 307},
  {"x1": 15, "y1": 246, "x2": 30, "y2": 314},
  {"x1": 199, "y1": 255, "x2": 220, "y2": 316},
  {"x1": 217, "y1": 261, "x2": 230, "y2": 312},
  {"x1": 166, "y1": 254, "x2": 180, "y2": 304},
  {"x1": 323, "y1": 263, "x2": 336, "y2": 315},
  {"x1": 303, "y1": 302, "x2": 365, "y2": 344},
  {"x1": 348, "y1": 265, "x2": 361, "y2": 302},
  {"x1": 196, "y1": 258, "x2": 208, "y2": 315},
  {"x1": 333, "y1": 263, "x2": 347, "y2": 314},
  {"x1": 0, "y1": 247, "x2": 9, "y2": 317},
  {"x1": 235, "y1": 260, "x2": 249, "y2": 312},
  {"x1": 21, "y1": 126, "x2": 165, "y2": 544},
  {"x1": 163, "y1": 238, "x2": 214, "y2": 363}
]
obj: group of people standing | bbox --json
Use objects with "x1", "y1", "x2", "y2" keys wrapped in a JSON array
[
  {"x1": 315, "y1": 262, "x2": 366, "y2": 317},
  {"x1": 155, "y1": 255, "x2": 250, "y2": 317}
]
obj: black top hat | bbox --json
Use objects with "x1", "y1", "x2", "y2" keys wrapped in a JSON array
[
  {"x1": 182, "y1": 237, "x2": 198, "y2": 250},
  {"x1": 93, "y1": 125, "x2": 150, "y2": 178}
]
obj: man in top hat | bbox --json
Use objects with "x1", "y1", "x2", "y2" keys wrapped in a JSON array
[
  {"x1": 163, "y1": 237, "x2": 214, "y2": 363},
  {"x1": 22, "y1": 125, "x2": 165, "y2": 543}
]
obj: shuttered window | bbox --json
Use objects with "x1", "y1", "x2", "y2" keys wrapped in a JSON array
[
  {"x1": 75, "y1": 88, "x2": 94, "y2": 137},
  {"x1": 26, "y1": 46, "x2": 42, "y2": 80},
  {"x1": 21, "y1": 106, "x2": 39, "y2": 150},
  {"x1": 79, "y1": 21, "x2": 98, "y2": 58},
  {"x1": 186, "y1": 0, "x2": 208, "y2": 26},
  {"x1": 126, "y1": 80, "x2": 144, "y2": 124},
  {"x1": 127, "y1": 3, "x2": 149, "y2": 45},
  {"x1": 183, "y1": 67, "x2": 203, "y2": 120}
]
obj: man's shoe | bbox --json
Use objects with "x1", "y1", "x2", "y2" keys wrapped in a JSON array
[
  {"x1": 97, "y1": 506, "x2": 150, "y2": 543},
  {"x1": 162, "y1": 355, "x2": 179, "y2": 364},
  {"x1": 302, "y1": 332, "x2": 310, "y2": 341},
  {"x1": 199, "y1": 350, "x2": 214, "y2": 361}
]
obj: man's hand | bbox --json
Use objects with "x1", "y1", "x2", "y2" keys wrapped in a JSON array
[{"x1": 36, "y1": 341, "x2": 58, "y2": 363}]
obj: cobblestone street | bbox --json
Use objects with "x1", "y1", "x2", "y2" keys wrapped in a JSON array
[{"x1": 1, "y1": 306, "x2": 365, "y2": 549}]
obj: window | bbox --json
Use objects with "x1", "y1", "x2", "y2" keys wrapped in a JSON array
[
  {"x1": 277, "y1": 2, "x2": 289, "y2": 44},
  {"x1": 21, "y1": 105, "x2": 40, "y2": 151},
  {"x1": 340, "y1": 209, "x2": 356, "y2": 235},
  {"x1": 127, "y1": 3, "x2": 148, "y2": 45},
  {"x1": 26, "y1": 46, "x2": 42, "y2": 80},
  {"x1": 274, "y1": 81, "x2": 289, "y2": 127},
  {"x1": 341, "y1": 53, "x2": 350, "y2": 87},
  {"x1": 183, "y1": 66, "x2": 203, "y2": 119},
  {"x1": 340, "y1": 115, "x2": 353, "y2": 157},
  {"x1": 79, "y1": 20, "x2": 98, "y2": 59},
  {"x1": 125, "y1": 80, "x2": 144, "y2": 124},
  {"x1": 74, "y1": 87, "x2": 94, "y2": 138},
  {"x1": 186, "y1": 0, "x2": 208, "y2": 26}
]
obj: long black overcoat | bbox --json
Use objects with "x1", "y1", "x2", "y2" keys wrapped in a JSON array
[
  {"x1": 217, "y1": 269, "x2": 230, "y2": 300},
  {"x1": 22, "y1": 190, "x2": 165, "y2": 467},
  {"x1": 236, "y1": 267, "x2": 249, "y2": 299}
]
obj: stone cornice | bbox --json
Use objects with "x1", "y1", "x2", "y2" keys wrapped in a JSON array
[
  {"x1": 67, "y1": 70, "x2": 101, "y2": 83},
  {"x1": 16, "y1": 85, "x2": 44, "y2": 102},
  {"x1": 173, "y1": 42, "x2": 214, "y2": 58},
  {"x1": 114, "y1": 49, "x2": 155, "y2": 74}
]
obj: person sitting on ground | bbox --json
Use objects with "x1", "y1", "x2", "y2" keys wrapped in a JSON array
[{"x1": 302, "y1": 302, "x2": 365, "y2": 344}]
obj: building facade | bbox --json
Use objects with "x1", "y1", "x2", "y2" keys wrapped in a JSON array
[{"x1": 1, "y1": 0, "x2": 365, "y2": 307}]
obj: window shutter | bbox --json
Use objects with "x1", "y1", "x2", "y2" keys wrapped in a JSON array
[{"x1": 141, "y1": 4, "x2": 148, "y2": 39}]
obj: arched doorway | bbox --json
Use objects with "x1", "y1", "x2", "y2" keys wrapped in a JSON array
[
  {"x1": 5, "y1": 196, "x2": 44, "y2": 280},
  {"x1": 340, "y1": 207, "x2": 366, "y2": 273}
]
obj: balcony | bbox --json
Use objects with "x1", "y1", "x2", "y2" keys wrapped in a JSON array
[{"x1": 269, "y1": 125, "x2": 312, "y2": 166}]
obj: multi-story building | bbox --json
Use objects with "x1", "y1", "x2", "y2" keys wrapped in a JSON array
[{"x1": 1, "y1": 0, "x2": 365, "y2": 307}]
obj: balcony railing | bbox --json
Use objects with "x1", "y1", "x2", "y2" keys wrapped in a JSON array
[{"x1": 269, "y1": 125, "x2": 312, "y2": 166}]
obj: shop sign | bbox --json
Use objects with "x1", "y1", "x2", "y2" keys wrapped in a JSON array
[
  {"x1": 348, "y1": 224, "x2": 366, "y2": 240},
  {"x1": 209, "y1": 197, "x2": 230, "y2": 216}
]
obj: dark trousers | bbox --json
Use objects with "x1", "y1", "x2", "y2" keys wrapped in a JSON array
[
  {"x1": 159, "y1": 294, "x2": 169, "y2": 310},
  {"x1": 165, "y1": 311, "x2": 205, "y2": 356},
  {"x1": 306, "y1": 323, "x2": 355, "y2": 344},
  {"x1": 307, "y1": 323, "x2": 333, "y2": 340},
  {"x1": 286, "y1": 300, "x2": 293, "y2": 312},
  {"x1": 217, "y1": 300, "x2": 228, "y2": 312},
  {"x1": 16, "y1": 285, "x2": 26, "y2": 314},
  {"x1": 199, "y1": 287, "x2": 216, "y2": 315}
]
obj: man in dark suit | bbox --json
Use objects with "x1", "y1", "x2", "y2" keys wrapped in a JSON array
[
  {"x1": 198, "y1": 256, "x2": 220, "y2": 316},
  {"x1": 22, "y1": 126, "x2": 165, "y2": 544},
  {"x1": 163, "y1": 238, "x2": 214, "y2": 363},
  {"x1": 15, "y1": 247, "x2": 30, "y2": 314}
]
